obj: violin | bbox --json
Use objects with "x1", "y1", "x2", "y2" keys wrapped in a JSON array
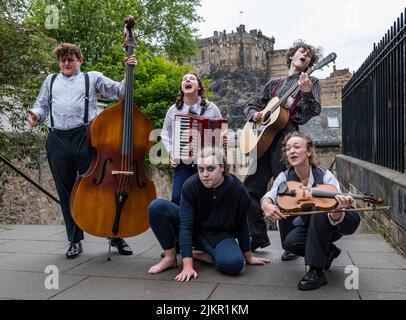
[{"x1": 276, "y1": 181, "x2": 390, "y2": 216}]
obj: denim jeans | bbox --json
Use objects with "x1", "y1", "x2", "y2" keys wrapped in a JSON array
[
  {"x1": 171, "y1": 164, "x2": 197, "y2": 205},
  {"x1": 148, "y1": 198, "x2": 245, "y2": 275}
]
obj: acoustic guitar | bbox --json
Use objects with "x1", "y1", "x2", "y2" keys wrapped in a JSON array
[{"x1": 239, "y1": 52, "x2": 337, "y2": 158}]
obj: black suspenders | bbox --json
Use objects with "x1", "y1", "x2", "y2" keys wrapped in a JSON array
[
  {"x1": 48, "y1": 73, "x2": 90, "y2": 128},
  {"x1": 48, "y1": 74, "x2": 58, "y2": 128},
  {"x1": 83, "y1": 73, "x2": 90, "y2": 124}
]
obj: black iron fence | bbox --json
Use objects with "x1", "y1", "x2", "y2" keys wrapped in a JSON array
[{"x1": 342, "y1": 8, "x2": 406, "y2": 173}]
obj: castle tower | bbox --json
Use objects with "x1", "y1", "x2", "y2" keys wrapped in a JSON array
[{"x1": 193, "y1": 24, "x2": 275, "y2": 77}]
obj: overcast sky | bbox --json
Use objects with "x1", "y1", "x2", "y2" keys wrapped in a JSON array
[{"x1": 194, "y1": 0, "x2": 406, "y2": 79}]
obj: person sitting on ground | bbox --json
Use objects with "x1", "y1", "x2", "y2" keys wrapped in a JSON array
[{"x1": 148, "y1": 147, "x2": 270, "y2": 281}]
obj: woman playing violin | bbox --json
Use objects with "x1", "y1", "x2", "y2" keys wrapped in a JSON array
[{"x1": 261, "y1": 131, "x2": 360, "y2": 291}]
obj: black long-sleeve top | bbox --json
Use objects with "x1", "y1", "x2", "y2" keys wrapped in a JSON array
[{"x1": 179, "y1": 174, "x2": 252, "y2": 258}]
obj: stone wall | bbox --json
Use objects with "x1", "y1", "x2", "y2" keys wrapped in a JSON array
[
  {"x1": 315, "y1": 146, "x2": 341, "y2": 172},
  {"x1": 319, "y1": 66, "x2": 352, "y2": 106},
  {"x1": 208, "y1": 66, "x2": 269, "y2": 128},
  {"x1": 194, "y1": 24, "x2": 275, "y2": 77},
  {"x1": 268, "y1": 49, "x2": 288, "y2": 80},
  {"x1": 0, "y1": 153, "x2": 62, "y2": 224},
  {"x1": 0, "y1": 153, "x2": 172, "y2": 225},
  {"x1": 336, "y1": 154, "x2": 406, "y2": 255}
]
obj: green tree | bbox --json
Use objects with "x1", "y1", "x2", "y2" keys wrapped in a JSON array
[
  {"x1": 0, "y1": 16, "x2": 57, "y2": 131},
  {"x1": 87, "y1": 44, "x2": 191, "y2": 128},
  {"x1": 26, "y1": 0, "x2": 202, "y2": 65}
]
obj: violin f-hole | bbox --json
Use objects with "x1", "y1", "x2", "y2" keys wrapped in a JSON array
[
  {"x1": 133, "y1": 160, "x2": 146, "y2": 189},
  {"x1": 92, "y1": 158, "x2": 113, "y2": 185}
]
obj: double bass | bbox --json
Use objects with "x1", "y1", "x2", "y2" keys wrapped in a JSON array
[{"x1": 70, "y1": 17, "x2": 156, "y2": 242}]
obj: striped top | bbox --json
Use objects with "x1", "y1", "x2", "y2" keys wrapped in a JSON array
[{"x1": 244, "y1": 72, "x2": 321, "y2": 125}]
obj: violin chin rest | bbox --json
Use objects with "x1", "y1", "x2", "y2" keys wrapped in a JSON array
[{"x1": 277, "y1": 181, "x2": 288, "y2": 194}]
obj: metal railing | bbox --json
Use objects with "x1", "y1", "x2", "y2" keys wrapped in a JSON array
[{"x1": 342, "y1": 8, "x2": 406, "y2": 173}]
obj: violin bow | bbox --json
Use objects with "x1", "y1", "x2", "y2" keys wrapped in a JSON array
[{"x1": 283, "y1": 205, "x2": 391, "y2": 216}]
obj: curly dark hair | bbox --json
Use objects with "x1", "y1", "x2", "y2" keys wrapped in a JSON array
[
  {"x1": 281, "y1": 131, "x2": 319, "y2": 169},
  {"x1": 285, "y1": 40, "x2": 322, "y2": 70},
  {"x1": 53, "y1": 43, "x2": 83, "y2": 61},
  {"x1": 175, "y1": 73, "x2": 207, "y2": 111}
]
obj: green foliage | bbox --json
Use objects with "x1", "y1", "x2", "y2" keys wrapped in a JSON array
[
  {"x1": 0, "y1": 17, "x2": 57, "y2": 131},
  {"x1": 26, "y1": 0, "x2": 202, "y2": 65},
  {"x1": 133, "y1": 52, "x2": 191, "y2": 128},
  {"x1": 0, "y1": 0, "x2": 206, "y2": 174},
  {"x1": 86, "y1": 44, "x2": 192, "y2": 128}
]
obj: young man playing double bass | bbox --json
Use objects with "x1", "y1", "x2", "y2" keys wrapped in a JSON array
[
  {"x1": 261, "y1": 132, "x2": 360, "y2": 290},
  {"x1": 243, "y1": 40, "x2": 322, "y2": 258},
  {"x1": 27, "y1": 43, "x2": 136, "y2": 259}
]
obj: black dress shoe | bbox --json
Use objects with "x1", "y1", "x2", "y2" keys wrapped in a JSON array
[
  {"x1": 66, "y1": 241, "x2": 82, "y2": 259},
  {"x1": 324, "y1": 245, "x2": 341, "y2": 270},
  {"x1": 250, "y1": 238, "x2": 271, "y2": 252},
  {"x1": 281, "y1": 250, "x2": 299, "y2": 261},
  {"x1": 110, "y1": 238, "x2": 133, "y2": 255},
  {"x1": 298, "y1": 267, "x2": 327, "y2": 291}
]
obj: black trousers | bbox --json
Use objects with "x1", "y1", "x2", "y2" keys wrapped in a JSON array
[
  {"x1": 284, "y1": 212, "x2": 361, "y2": 268},
  {"x1": 243, "y1": 127, "x2": 296, "y2": 246},
  {"x1": 46, "y1": 126, "x2": 92, "y2": 242}
]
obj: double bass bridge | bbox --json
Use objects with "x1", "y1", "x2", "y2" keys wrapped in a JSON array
[{"x1": 111, "y1": 170, "x2": 134, "y2": 176}]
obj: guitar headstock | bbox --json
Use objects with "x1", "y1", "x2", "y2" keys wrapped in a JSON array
[{"x1": 308, "y1": 52, "x2": 337, "y2": 74}]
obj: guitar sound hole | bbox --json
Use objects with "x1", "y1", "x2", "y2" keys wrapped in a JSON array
[{"x1": 263, "y1": 111, "x2": 271, "y2": 123}]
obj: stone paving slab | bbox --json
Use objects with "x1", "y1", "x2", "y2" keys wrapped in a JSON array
[
  {"x1": 209, "y1": 283, "x2": 360, "y2": 300},
  {"x1": 50, "y1": 277, "x2": 217, "y2": 300},
  {"x1": 334, "y1": 235, "x2": 397, "y2": 253},
  {"x1": 0, "y1": 253, "x2": 95, "y2": 273},
  {"x1": 349, "y1": 251, "x2": 406, "y2": 269},
  {"x1": 356, "y1": 268, "x2": 406, "y2": 293},
  {"x1": 0, "y1": 270, "x2": 87, "y2": 300},
  {"x1": 0, "y1": 240, "x2": 69, "y2": 255},
  {"x1": 359, "y1": 291, "x2": 406, "y2": 300},
  {"x1": 0, "y1": 252, "x2": 11, "y2": 259},
  {"x1": 0, "y1": 225, "x2": 64, "y2": 241},
  {"x1": 0, "y1": 224, "x2": 405, "y2": 300},
  {"x1": 65, "y1": 255, "x2": 181, "y2": 281}
]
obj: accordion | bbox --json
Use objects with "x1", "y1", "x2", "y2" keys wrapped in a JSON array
[{"x1": 172, "y1": 114, "x2": 228, "y2": 163}]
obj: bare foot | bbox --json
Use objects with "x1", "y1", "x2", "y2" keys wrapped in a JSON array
[
  {"x1": 193, "y1": 251, "x2": 213, "y2": 264},
  {"x1": 148, "y1": 257, "x2": 178, "y2": 274}
]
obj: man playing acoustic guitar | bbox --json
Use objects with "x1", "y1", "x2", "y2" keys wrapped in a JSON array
[{"x1": 243, "y1": 40, "x2": 321, "y2": 257}]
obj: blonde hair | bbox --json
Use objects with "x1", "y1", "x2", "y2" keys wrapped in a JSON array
[
  {"x1": 196, "y1": 147, "x2": 228, "y2": 174},
  {"x1": 281, "y1": 131, "x2": 319, "y2": 169}
]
